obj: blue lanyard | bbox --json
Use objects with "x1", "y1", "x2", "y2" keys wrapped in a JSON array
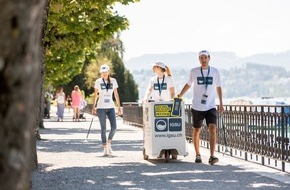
[
  {"x1": 157, "y1": 75, "x2": 165, "y2": 96},
  {"x1": 200, "y1": 66, "x2": 210, "y2": 90},
  {"x1": 102, "y1": 78, "x2": 109, "y2": 92}
]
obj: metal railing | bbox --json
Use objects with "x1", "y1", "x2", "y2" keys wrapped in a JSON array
[
  {"x1": 122, "y1": 102, "x2": 143, "y2": 128},
  {"x1": 122, "y1": 102, "x2": 290, "y2": 172}
]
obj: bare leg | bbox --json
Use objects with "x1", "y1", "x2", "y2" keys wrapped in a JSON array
[
  {"x1": 73, "y1": 107, "x2": 77, "y2": 121},
  {"x1": 77, "y1": 107, "x2": 80, "y2": 121},
  {"x1": 192, "y1": 128, "x2": 201, "y2": 156},
  {"x1": 208, "y1": 124, "x2": 217, "y2": 156}
]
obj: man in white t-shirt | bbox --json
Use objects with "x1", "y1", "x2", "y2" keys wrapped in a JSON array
[{"x1": 178, "y1": 50, "x2": 224, "y2": 165}]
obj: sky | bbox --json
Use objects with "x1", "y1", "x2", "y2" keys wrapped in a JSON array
[{"x1": 115, "y1": 0, "x2": 290, "y2": 61}]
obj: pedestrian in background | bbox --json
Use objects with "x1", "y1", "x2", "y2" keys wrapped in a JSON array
[
  {"x1": 56, "y1": 86, "x2": 65, "y2": 121},
  {"x1": 178, "y1": 50, "x2": 224, "y2": 165},
  {"x1": 92, "y1": 64, "x2": 121, "y2": 156},
  {"x1": 66, "y1": 94, "x2": 72, "y2": 113},
  {"x1": 143, "y1": 61, "x2": 175, "y2": 102},
  {"x1": 44, "y1": 91, "x2": 53, "y2": 119},
  {"x1": 71, "y1": 85, "x2": 82, "y2": 121}
]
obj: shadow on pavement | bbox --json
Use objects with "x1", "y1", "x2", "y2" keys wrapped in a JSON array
[{"x1": 32, "y1": 161, "x2": 290, "y2": 190}]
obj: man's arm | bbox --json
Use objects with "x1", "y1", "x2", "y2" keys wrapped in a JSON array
[
  {"x1": 216, "y1": 86, "x2": 224, "y2": 113},
  {"x1": 178, "y1": 84, "x2": 191, "y2": 97}
]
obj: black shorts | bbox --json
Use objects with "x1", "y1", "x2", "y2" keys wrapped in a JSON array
[{"x1": 191, "y1": 108, "x2": 217, "y2": 128}]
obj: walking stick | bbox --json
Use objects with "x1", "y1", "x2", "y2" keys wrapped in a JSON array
[
  {"x1": 85, "y1": 117, "x2": 94, "y2": 141},
  {"x1": 221, "y1": 115, "x2": 230, "y2": 155}
]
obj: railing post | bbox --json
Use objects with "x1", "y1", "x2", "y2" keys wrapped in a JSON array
[
  {"x1": 261, "y1": 106, "x2": 265, "y2": 166},
  {"x1": 244, "y1": 106, "x2": 248, "y2": 161},
  {"x1": 281, "y1": 106, "x2": 285, "y2": 172}
]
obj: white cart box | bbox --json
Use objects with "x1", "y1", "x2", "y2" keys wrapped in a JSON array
[{"x1": 143, "y1": 101, "x2": 188, "y2": 162}]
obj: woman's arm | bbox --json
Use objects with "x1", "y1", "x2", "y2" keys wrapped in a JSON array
[
  {"x1": 143, "y1": 85, "x2": 152, "y2": 102},
  {"x1": 169, "y1": 86, "x2": 175, "y2": 99},
  {"x1": 92, "y1": 88, "x2": 99, "y2": 114},
  {"x1": 113, "y1": 88, "x2": 121, "y2": 116}
]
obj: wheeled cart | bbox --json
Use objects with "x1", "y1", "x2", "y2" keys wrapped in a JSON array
[{"x1": 143, "y1": 101, "x2": 188, "y2": 162}]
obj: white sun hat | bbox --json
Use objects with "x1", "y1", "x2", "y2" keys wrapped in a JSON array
[{"x1": 152, "y1": 61, "x2": 166, "y2": 69}]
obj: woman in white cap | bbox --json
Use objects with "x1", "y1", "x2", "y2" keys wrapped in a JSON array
[
  {"x1": 92, "y1": 64, "x2": 122, "y2": 156},
  {"x1": 143, "y1": 61, "x2": 175, "y2": 102}
]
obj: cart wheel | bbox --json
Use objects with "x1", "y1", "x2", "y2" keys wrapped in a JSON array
[
  {"x1": 165, "y1": 150, "x2": 170, "y2": 162},
  {"x1": 171, "y1": 154, "x2": 177, "y2": 160},
  {"x1": 143, "y1": 148, "x2": 149, "y2": 160}
]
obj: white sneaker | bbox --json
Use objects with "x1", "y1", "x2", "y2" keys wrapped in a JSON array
[
  {"x1": 107, "y1": 143, "x2": 112, "y2": 155},
  {"x1": 103, "y1": 148, "x2": 108, "y2": 156}
]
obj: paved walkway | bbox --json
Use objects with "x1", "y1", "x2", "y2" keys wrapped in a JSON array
[{"x1": 31, "y1": 107, "x2": 290, "y2": 190}]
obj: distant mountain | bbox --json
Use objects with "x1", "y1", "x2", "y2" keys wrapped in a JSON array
[
  {"x1": 124, "y1": 51, "x2": 290, "y2": 71},
  {"x1": 124, "y1": 51, "x2": 290, "y2": 102}
]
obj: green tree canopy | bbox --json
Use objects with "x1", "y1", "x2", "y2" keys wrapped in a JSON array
[
  {"x1": 83, "y1": 40, "x2": 139, "y2": 103},
  {"x1": 45, "y1": 0, "x2": 138, "y2": 86}
]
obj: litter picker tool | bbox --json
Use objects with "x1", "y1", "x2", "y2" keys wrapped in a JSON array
[{"x1": 84, "y1": 117, "x2": 94, "y2": 142}]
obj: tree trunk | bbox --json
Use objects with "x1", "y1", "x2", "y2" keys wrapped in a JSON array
[
  {"x1": 38, "y1": 0, "x2": 50, "y2": 132},
  {"x1": 0, "y1": 0, "x2": 45, "y2": 189},
  {"x1": 31, "y1": 0, "x2": 50, "y2": 170}
]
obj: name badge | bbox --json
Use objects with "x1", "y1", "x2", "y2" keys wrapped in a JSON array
[
  {"x1": 104, "y1": 94, "x2": 111, "y2": 103},
  {"x1": 197, "y1": 76, "x2": 213, "y2": 85},
  {"x1": 154, "y1": 83, "x2": 167, "y2": 90},
  {"x1": 101, "y1": 84, "x2": 107, "y2": 90}
]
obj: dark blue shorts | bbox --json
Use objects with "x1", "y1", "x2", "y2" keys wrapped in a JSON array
[{"x1": 191, "y1": 108, "x2": 217, "y2": 128}]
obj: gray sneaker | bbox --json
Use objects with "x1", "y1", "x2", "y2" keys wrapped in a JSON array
[
  {"x1": 195, "y1": 155, "x2": 202, "y2": 163},
  {"x1": 208, "y1": 156, "x2": 219, "y2": 165}
]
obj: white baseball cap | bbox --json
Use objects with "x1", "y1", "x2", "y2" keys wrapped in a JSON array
[
  {"x1": 152, "y1": 61, "x2": 166, "y2": 69},
  {"x1": 100, "y1": 64, "x2": 110, "y2": 73},
  {"x1": 199, "y1": 50, "x2": 210, "y2": 57}
]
